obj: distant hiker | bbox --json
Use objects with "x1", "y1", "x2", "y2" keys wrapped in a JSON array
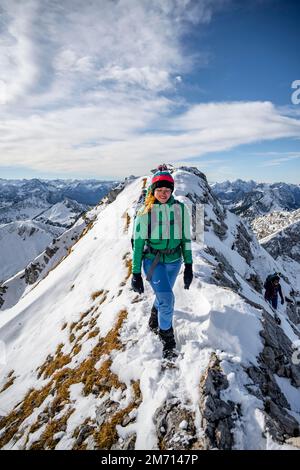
[
  {"x1": 131, "y1": 165, "x2": 193, "y2": 359},
  {"x1": 264, "y1": 273, "x2": 284, "y2": 311}
]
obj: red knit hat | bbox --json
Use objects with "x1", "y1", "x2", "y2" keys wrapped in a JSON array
[{"x1": 151, "y1": 164, "x2": 174, "y2": 192}]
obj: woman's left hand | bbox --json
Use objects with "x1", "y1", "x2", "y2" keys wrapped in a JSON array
[{"x1": 183, "y1": 264, "x2": 193, "y2": 289}]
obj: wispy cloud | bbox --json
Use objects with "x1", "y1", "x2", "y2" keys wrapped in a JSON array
[
  {"x1": 1, "y1": 0, "x2": 224, "y2": 106},
  {"x1": 258, "y1": 152, "x2": 300, "y2": 167},
  {"x1": 0, "y1": 0, "x2": 300, "y2": 179}
]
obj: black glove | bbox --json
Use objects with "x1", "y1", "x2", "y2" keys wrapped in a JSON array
[
  {"x1": 281, "y1": 298, "x2": 284, "y2": 305},
  {"x1": 183, "y1": 264, "x2": 193, "y2": 290},
  {"x1": 131, "y1": 273, "x2": 144, "y2": 294}
]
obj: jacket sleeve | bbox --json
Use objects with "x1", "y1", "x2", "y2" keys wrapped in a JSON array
[
  {"x1": 132, "y1": 211, "x2": 148, "y2": 274},
  {"x1": 278, "y1": 284, "x2": 284, "y2": 301},
  {"x1": 181, "y1": 203, "x2": 193, "y2": 264}
]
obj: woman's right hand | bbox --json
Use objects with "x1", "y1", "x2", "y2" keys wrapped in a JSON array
[{"x1": 131, "y1": 273, "x2": 144, "y2": 294}]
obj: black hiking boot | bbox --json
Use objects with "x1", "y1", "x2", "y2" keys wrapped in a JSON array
[
  {"x1": 159, "y1": 327, "x2": 177, "y2": 359},
  {"x1": 149, "y1": 305, "x2": 158, "y2": 333}
]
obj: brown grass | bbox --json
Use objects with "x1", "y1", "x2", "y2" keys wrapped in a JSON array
[
  {"x1": 29, "y1": 408, "x2": 74, "y2": 450},
  {"x1": 91, "y1": 290, "x2": 104, "y2": 301},
  {"x1": 0, "y1": 375, "x2": 16, "y2": 393},
  {"x1": 69, "y1": 333, "x2": 75, "y2": 343},
  {"x1": 0, "y1": 309, "x2": 129, "y2": 449},
  {"x1": 0, "y1": 384, "x2": 53, "y2": 448},
  {"x1": 88, "y1": 328, "x2": 100, "y2": 339},
  {"x1": 120, "y1": 254, "x2": 132, "y2": 287},
  {"x1": 123, "y1": 212, "x2": 131, "y2": 233},
  {"x1": 37, "y1": 344, "x2": 71, "y2": 380},
  {"x1": 93, "y1": 380, "x2": 141, "y2": 449}
]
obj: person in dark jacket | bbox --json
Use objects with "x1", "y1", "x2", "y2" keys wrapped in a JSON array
[
  {"x1": 131, "y1": 165, "x2": 193, "y2": 359},
  {"x1": 264, "y1": 274, "x2": 284, "y2": 310}
]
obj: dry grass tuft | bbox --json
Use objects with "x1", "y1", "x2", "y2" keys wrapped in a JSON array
[
  {"x1": 123, "y1": 212, "x2": 131, "y2": 233},
  {"x1": 29, "y1": 408, "x2": 74, "y2": 450},
  {"x1": 0, "y1": 375, "x2": 16, "y2": 393},
  {"x1": 0, "y1": 309, "x2": 129, "y2": 449},
  {"x1": 93, "y1": 380, "x2": 141, "y2": 449},
  {"x1": 91, "y1": 290, "x2": 104, "y2": 301}
]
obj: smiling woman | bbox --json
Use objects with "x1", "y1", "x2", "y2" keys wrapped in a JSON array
[{"x1": 131, "y1": 165, "x2": 193, "y2": 360}]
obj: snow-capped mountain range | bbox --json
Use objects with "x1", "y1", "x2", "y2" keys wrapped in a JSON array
[
  {"x1": 0, "y1": 178, "x2": 119, "y2": 217},
  {"x1": 0, "y1": 167, "x2": 299, "y2": 450},
  {"x1": 259, "y1": 210, "x2": 300, "y2": 288},
  {"x1": 0, "y1": 179, "x2": 118, "y2": 283},
  {"x1": 212, "y1": 180, "x2": 300, "y2": 221}
]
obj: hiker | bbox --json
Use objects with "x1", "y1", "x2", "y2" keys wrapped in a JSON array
[
  {"x1": 264, "y1": 273, "x2": 284, "y2": 310},
  {"x1": 131, "y1": 165, "x2": 193, "y2": 359}
]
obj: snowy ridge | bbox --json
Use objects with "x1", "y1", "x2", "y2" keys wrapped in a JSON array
[
  {"x1": 212, "y1": 180, "x2": 300, "y2": 221},
  {"x1": 0, "y1": 204, "x2": 105, "y2": 311},
  {"x1": 260, "y1": 213, "x2": 300, "y2": 290},
  {"x1": 33, "y1": 198, "x2": 88, "y2": 228},
  {"x1": 0, "y1": 168, "x2": 299, "y2": 450},
  {"x1": 253, "y1": 209, "x2": 300, "y2": 240},
  {"x1": 0, "y1": 220, "x2": 62, "y2": 282}
]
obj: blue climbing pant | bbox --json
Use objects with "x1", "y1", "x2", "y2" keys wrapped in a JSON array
[
  {"x1": 267, "y1": 295, "x2": 278, "y2": 310},
  {"x1": 142, "y1": 258, "x2": 182, "y2": 331}
]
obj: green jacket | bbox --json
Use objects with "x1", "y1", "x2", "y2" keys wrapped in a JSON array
[{"x1": 132, "y1": 194, "x2": 193, "y2": 274}]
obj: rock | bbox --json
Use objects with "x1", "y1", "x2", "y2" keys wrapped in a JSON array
[
  {"x1": 246, "y1": 273, "x2": 263, "y2": 293},
  {"x1": 199, "y1": 353, "x2": 236, "y2": 450},
  {"x1": 234, "y1": 223, "x2": 254, "y2": 265},
  {"x1": 265, "y1": 400, "x2": 299, "y2": 442},
  {"x1": 111, "y1": 434, "x2": 136, "y2": 450},
  {"x1": 76, "y1": 425, "x2": 94, "y2": 447},
  {"x1": 154, "y1": 399, "x2": 196, "y2": 450},
  {"x1": 24, "y1": 263, "x2": 42, "y2": 285},
  {"x1": 212, "y1": 220, "x2": 228, "y2": 240},
  {"x1": 95, "y1": 400, "x2": 118, "y2": 427}
]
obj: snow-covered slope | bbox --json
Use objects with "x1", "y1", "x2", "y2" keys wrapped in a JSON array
[
  {"x1": 0, "y1": 168, "x2": 299, "y2": 450},
  {"x1": 33, "y1": 198, "x2": 87, "y2": 228},
  {"x1": 0, "y1": 198, "x2": 89, "y2": 284},
  {"x1": 260, "y1": 214, "x2": 300, "y2": 290},
  {"x1": 212, "y1": 180, "x2": 300, "y2": 221},
  {"x1": 0, "y1": 195, "x2": 51, "y2": 225},
  {"x1": 0, "y1": 220, "x2": 62, "y2": 282},
  {"x1": 0, "y1": 179, "x2": 117, "y2": 283}
]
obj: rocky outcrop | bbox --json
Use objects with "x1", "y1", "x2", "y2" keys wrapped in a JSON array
[
  {"x1": 199, "y1": 353, "x2": 237, "y2": 450},
  {"x1": 204, "y1": 246, "x2": 240, "y2": 292},
  {"x1": 0, "y1": 284, "x2": 7, "y2": 309},
  {"x1": 234, "y1": 222, "x2": 254, "y2": 265},
  {"x1": 154, "y1": 399, "x2": 197, "y2": 450},
  {"x1": 245, "y1": 310, "x2": 300, "y2": 443},
  {"x1": 24, "y1": 262, "x2": 43, "y2": 285}
]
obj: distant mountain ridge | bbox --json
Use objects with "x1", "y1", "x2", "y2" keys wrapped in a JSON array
[
  {"x1": 0, "y1": 178, "x2": 119, "y2": 282},
  {"x1": 212, "y1": 180, "x2": 300, "y2": 220}
]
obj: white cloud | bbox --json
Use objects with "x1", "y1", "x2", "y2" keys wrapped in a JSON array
[
  {"x1": 259, "y1": 153, "x2": 300, "y2": 167},
  {"x1": 0, "y1": 0, "x2": 299, "y2": 180},
  {"x1": 0, "y1": 0, "x2": 222, "y2": 105},
  {"x1": 1, "y1": 99, "x2": 300, "y2": 178}
]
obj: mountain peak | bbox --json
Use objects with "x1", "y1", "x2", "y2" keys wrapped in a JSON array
[{"x1": 0, "y1": 167, "x2": 299, "y2": 450}]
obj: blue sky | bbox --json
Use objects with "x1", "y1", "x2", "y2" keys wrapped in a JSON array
[{"x1": 0, "y1": 0, "x2": 299, "y2": 183}]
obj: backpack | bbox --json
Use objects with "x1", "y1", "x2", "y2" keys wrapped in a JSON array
[
  {"x1": 130, "y1": 192, "x2": 182, "y2": 250},
  {"x1": 264, "y1": 272, "x2": 280, "y2": 290}
]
